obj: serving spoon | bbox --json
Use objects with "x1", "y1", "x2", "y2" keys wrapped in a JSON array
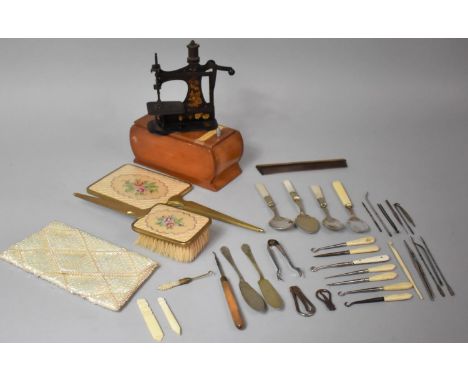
[{"x1": 283, "y1": 180, "x2": 320, "y2": 234}]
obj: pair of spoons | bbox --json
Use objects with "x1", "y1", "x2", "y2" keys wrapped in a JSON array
[{"x1": 256, "y1": 182, "x2": 320, "y2": 233}]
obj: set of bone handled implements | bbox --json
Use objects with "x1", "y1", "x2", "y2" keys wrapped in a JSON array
[
  {"x1": 202, "y1": 177, "x2": 455, "y2": 330},
  {"x1": 0, "y1": 41, "x2": 455, "y2": 341}
]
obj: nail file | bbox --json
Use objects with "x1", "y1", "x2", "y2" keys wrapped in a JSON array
[
  {"x1": 137, "y1": 298, "x2": 164, "y2": 341},
  {"x1": 157, "y1": 297, "x2": 181, "y2": 335}
]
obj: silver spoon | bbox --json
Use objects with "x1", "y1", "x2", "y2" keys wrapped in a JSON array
[
  {"x1": 332, "y1": 180, "x2": 370, "y2": 233},
  {"x1": 310, "y1": 185, "x2": 345, "y2": 231},
  {"x1": 256, "y1": 183, "x2": 294, "y2": 230},
  {"x1": 283, "y1": 180, "x2": 320, "y2": 234}
]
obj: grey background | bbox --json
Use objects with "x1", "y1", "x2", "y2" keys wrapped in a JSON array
[{"x1": 0, "y1": 39, "x2": 467, "y2": 342}]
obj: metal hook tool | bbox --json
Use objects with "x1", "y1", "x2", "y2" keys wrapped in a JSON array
[
  {"x1": 267, "y1": 239, "x2": 303, "y2": 280},
  {"x1": 290, "y1": 286, "x2": 316, "y2": 317},
  {"x1": 411, "y1": 237, "x2": 445, "y2": 297},
  {"x1": 394, "y1": 203, "x2": 414, "y2": 234},
  {"x1": 315, "y1": 289, "x2": 336, "y2": 311},
  {"x1": 365, "y1": 192, "x2": 392, "y2": 237}
]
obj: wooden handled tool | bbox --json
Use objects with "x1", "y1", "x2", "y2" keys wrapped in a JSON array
[
  {"x1": 345, "y1": 293, "x2": 413, "y2": 307},
  {"x1": 313, "y1": 244, "x2": 379, "y2": 258},
  {"x1": 338, "y1": 281, "x2": 413, "y2": 296},
  {"x1": 213, "y1": 252, "x2": 245, "y2": 330}
]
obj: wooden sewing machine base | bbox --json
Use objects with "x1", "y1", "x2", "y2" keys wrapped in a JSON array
[{"x1": 130, "y1": 115, "x2": 243, "y2": 191}]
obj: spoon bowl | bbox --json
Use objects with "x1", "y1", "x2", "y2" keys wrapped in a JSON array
[
  {"x1": 295, "y1": 213, "x2": 320, "y2": 234},
  {"x1": 347, "y1": 216, "x2": 370, "y2": 233},
  {"x1": 269, "y1": 216, "x2": 295, "y2": 230},
  {"x1": 322, "y1": 216, "x2": 345, "y2": 231}
]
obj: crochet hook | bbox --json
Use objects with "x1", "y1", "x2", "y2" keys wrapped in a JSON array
[
  {"x1": 311, "y1": 236, "x2": 375, "y2": 253},
  {"x1": 344, "y1": 293, "x2": 413, "y2": 307},
  {"x1": 313, "y1": 244, "x2": 379, "y2": 258},
  {"x1": 325, "y1": 263, "x2": 396, "y2": 279},
  {"x1": 338, "y1": 281, "x2": 413, "y2": 296}
]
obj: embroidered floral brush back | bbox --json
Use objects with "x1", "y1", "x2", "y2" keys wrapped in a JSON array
[
  {"x1": 88, "y1": 164, "x2": 192, "y2": 210},
  {"x1": 133, "y1": 204, "x2": 210, "y2": 243}
]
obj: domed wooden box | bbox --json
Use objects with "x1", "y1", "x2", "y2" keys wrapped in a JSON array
[{"x1": 130, "y1": 115, "x2": 243, "y2": 191}]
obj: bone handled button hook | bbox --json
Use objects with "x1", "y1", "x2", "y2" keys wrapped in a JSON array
[{"x1": 283, "y1": 180, "x2": 320, "y2": 234}]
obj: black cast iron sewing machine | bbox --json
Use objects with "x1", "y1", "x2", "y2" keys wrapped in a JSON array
[{"x1": 146, "y1": 40, "x2": 235, "y2": 135}]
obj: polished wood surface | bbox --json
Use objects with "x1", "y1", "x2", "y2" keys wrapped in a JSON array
[{"x1": 130, "y1": 115, "x2": 243, "y2": 191}]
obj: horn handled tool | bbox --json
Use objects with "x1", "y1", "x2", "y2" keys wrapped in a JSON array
[
  {"x1": 313, "y1": 244, "x2": 379, "y2": 258},
  {"x1": 325, "y1": 264, "x2": 396, "y2": 279},
  {"x1": 338, "y1": 281, "x2": 413, "y2": 296},
  {"x1": 213, "y1": 252, "x2": 245, "y2": 329},
  {"x1": 344, "y1": 293, "x2": 413, "y2": 307},
  {"x1": 326, "y1": 272, "x2": 397, "y2": 286}
]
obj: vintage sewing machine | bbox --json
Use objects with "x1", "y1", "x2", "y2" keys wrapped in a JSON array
[{"x1": 130, "y1": 40, "x2": 244, "y2": 191}]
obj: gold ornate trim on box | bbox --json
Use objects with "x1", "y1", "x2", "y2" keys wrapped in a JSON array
[
  {"x1": 87, "y1": 164, "x2": 192, "y2": 211},
  {"x1": 132, "y1": 204, "x2": 210, "y2": 246},
  {"x1": 0, "y1": 221, "x2": 158, "y2": 311}
]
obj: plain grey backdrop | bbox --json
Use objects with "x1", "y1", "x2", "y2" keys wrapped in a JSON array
[{"x1": 0, "y1": 39, "x2": 467, "y2": 342}]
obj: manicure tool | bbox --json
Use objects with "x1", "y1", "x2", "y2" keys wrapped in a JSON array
[
  {"x1": 310, "y1": 185, "x2": 345, "y2": 231},
  {"x1": 325, "y1": 264, "x2": 396, "y2": 279},
  {"x1": 313, "y1": 244, "x2": 379, "y2": 258},
  {"x1": 411, "y1": 237, "x2": 445, "y2": 297},
  {"x1": 311, "y1": 236, "x2": 375, "y2": 253},
  {"x1": 315, "y1": 289, "x2": 336, "y2": 311},
  {"x1": 403, "y1": 240, "x2": 434, "y2": 301},
  {"x1": 413, "y1": 239, "x2": 443, "y2": 287},
  {"x1": 137, "y1": 298, "x2": 164, "y2": 342},
  {"x1": 332, "y1": 181, "x2": 370, "y2": 233},
  {"x1": 220, "y1": 246, "x2": 267, "y2": 312},
  {"x1": 256, "y1": 183, "x2": 294, "y2": 230},
  {"x1": 213, "y1": 252, "x2": 245, "y2": 329},
  {"x1": 344, "y1": 293, "x2": 413, "y2": 307},
  {"x1": 267, "y1": 239, "x2": 303, "y2": 280},
  {"x1": 394, "y1": 203, "x2": 414, "y2": 234},
  {"x1": 241, "y1": 244, "x2": 284, "y2": 309},
  {"x1": 386, "y1": 200, "x2": 408, "y2": 234},
  {"x1": 387, "y1": 241, "x2": 423, "y2": 300},
  {"x1": 326, "y1": 272, "x2": 397, "y2": 286},
  {"x1": 394, "y1": 203, "x2": 416, "y2": 227},
  {"x1": 256, "y1": 158, "x2": 348, "y2": 175},
  {"x1": 377, "y1": 203, "x2": 399, "y2": 234},
  {"x1": 157, "y1": 297, "x2": 181, "y2": 335},
  {"x1": 362, "y1": 201, "x2": 382, "y2": 232},
  {"x1": 290, "y1": 286, "x2": 316, "y2": 317},
  {"x1": 310, "y1": 255, "x2": 389, "y2": 272},
  {"x1": 283, "y1": 180, "x2": 320, "y2": 234},
  {"x1": 338, "y1": 281, "x2": 413, "y2": 296},
  {"x1": 420, "y1": 236, "x2": 455, "y2": 296},
  {"x1": 364, "y1": 192, "x2": 391, "y2": 236},
  {"x1": 157, "y1": 270, "x2": 215, "y2": 291}
]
